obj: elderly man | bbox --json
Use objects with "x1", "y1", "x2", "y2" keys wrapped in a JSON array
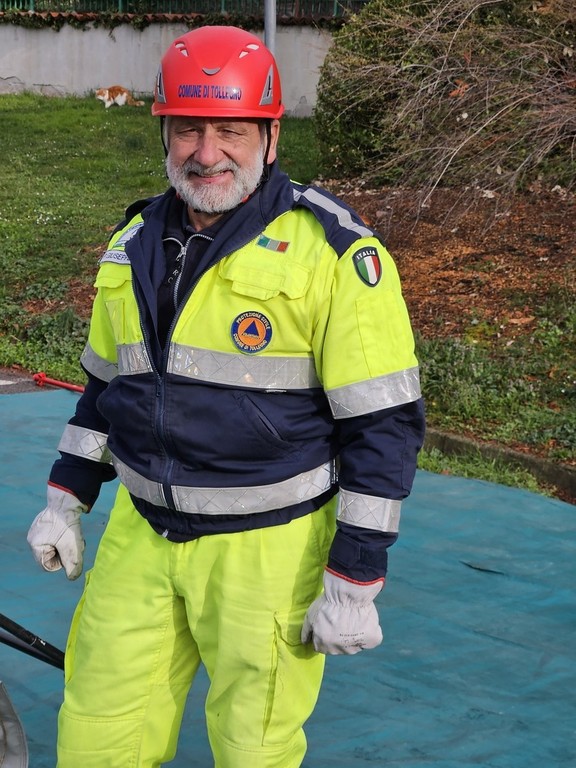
[{"x1": 28, "y1": 25, "x2": 425, "y2": 768}]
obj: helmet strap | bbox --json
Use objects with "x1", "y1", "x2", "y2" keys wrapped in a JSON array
[
  {"x1": 160, "y1": 116, "x2": 169, "y2": 157},
  {"x1": 262, "y1": 120, "x2": 273, "y2": 181}
]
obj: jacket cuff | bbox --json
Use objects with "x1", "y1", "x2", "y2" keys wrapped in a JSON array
[
  {"x1": 49, "y1": 456, "x2": 115, "y2": 509},
  {"x1": 327, "y1": 524, "x2": 398, "y2": 583}
]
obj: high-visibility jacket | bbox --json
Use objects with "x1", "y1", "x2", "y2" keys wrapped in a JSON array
[{"x1": 50, "y1": 162, "x2": 425, "y2": 582}]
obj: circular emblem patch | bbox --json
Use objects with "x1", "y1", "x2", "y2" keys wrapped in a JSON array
[{"x1": 231, "y1": 311, "x2": 272, "y2": 354}]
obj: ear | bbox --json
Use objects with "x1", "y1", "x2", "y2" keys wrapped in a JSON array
[{"x1": 266, "y1": 120, "x2": 281, "y2": 163}]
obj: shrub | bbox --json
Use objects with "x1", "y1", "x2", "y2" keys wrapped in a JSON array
[{"x1": 315, "y1": 0, "x2": 576, "y2": 199}]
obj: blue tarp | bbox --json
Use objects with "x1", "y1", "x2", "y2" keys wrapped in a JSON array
[{"x1": 1, "y1": 390, "x2": 575, "y2": 767}]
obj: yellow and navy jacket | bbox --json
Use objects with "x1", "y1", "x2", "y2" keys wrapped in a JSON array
[{"x1": 50, "y1": 161, "x2": 425, "y2": 583}]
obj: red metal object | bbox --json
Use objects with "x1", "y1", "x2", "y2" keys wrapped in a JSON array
[{"x1": 33, "y1": 372, "x2": 85, "y2": 394}]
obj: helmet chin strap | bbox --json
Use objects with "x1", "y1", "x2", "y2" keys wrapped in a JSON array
[
  {"x1": 262, "y1": 120, "x2": 273, "y2": 181},
  {"x1": 160, "y1": 116, "x2": 169, "y2": 157}
]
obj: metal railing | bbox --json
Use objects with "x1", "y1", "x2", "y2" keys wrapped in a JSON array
[{"x1": 0, "y1": 0, "x2": 362, "y2": 15}]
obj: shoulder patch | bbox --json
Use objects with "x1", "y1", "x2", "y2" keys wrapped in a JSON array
[
  {"x1": 100, "y1": 221, "x2": 144, "y2": 264},
  {"x1": 352, "y1": 246, "x2": 382, "y2": 286}
]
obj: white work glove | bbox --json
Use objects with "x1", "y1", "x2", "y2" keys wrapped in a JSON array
[
  {"x1": 27, "y1": 485, "x2": 88, "y2": 581},
  {"x1": 301, "y1": 570, "x2": 384, "y2": 655}
]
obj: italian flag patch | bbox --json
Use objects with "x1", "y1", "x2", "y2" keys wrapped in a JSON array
[{"x1": 352, "y1": 247, "x2": 382, "y2": 286}]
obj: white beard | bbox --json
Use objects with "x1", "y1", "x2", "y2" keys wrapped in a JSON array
[{"x1": 165, "y1": 145, "x2": 265, "y2": 214}]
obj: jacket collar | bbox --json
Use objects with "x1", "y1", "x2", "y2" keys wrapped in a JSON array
[{"x1": 123, "y1": 161, "x2": 297, "y2": 354}]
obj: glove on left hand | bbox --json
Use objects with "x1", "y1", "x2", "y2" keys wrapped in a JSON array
[{"x1": 301, "y1": 570, "x2": 384, "y2": 655}]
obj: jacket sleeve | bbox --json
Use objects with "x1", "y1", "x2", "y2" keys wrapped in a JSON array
[
  {"x1": 48, "y1": 204, "x2": 155, "y2": 509},
  {"x1": 317, "y1": 236, "x2": 426, "y2": 583},
  {"x1": 47, "y1": 244, "x2": 123, "y2": 508},
  {"x1": 327, "y1": 399, "x2": 425, "y2": 582},
  {"x1": 48, "y1": 370, "x2": 117, "y2": 508}
]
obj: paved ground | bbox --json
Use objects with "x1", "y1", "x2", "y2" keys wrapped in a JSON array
[
  {"x1": 1, "y1": 390, "x2": 575, "y2": 767},
  {"x1": 0, "y1": 369, "x2": 40, "y2": 395}
]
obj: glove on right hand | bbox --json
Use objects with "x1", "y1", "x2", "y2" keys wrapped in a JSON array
[
  {"x1": 27, "y1": 485, "x2": 88, "y2": 580},
  {"x1": 301, "y1": 570, "x2": 384, "y2": 655}
]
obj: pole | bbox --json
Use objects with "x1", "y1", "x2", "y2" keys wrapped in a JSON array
[
  {"x1": 264, "y1": 0, "x2": 277, "y2": 55},
  {"x1": 0, "y1": 614, "x2": 65, "y2": 671},
  {"x1": 32, "y1": 372, "x2": 85, "y2": 393}
]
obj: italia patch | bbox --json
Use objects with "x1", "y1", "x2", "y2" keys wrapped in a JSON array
[
  {"x1": 352, "y1": 247, "x2": 382, "y2": 287},
  {"x1": 231, "y1": 311, "x2": 272, "y2": 354}
]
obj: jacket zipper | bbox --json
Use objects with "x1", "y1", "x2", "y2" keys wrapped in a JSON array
[
  {"x1": 130, "y1": 279, "x2": 171, "y2": 508},
  {"x1": 135, "y1": 228, "x2": 263, "y2": 511}
]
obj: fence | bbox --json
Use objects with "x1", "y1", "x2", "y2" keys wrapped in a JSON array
[{"x1": 0, "y1": 0, "x2": 363, "y2": 15}]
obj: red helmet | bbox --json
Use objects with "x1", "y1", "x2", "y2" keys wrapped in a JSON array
[{"x1": 152, "y1": 26, "x2": 284, "y2": 119}]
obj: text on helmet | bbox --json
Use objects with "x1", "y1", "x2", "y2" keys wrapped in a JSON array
[{"x1": 177, "y1": 84, "x2": 243, "y2": 101}]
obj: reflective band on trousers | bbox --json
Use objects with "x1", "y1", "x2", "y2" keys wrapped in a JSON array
[
  {"x1": 168, "y1": 343, "x2": 321, "y2": 389},
  {"x1": 327, "y1": 366, "x2": 421, "y2": 419},
  {"x1": 58, "y1": 424, "x2": 112, "y2": 464},
  {"x1": 338, "y1": 488, "x2": 401, "y2": 532},
  {"x1": 111, "y1": 454, "x2": 336, "y2": 515}
]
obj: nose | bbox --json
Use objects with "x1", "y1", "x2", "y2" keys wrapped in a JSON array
[{"x1": 193, "y1": 127, "x2": 222, "y2": 167}]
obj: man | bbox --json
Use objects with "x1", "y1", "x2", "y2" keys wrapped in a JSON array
[{"x1": 27, "y1": 25, "x2": 425, "y2": 768}]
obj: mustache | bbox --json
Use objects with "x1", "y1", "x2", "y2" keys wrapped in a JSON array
[{"x1": 181, "y1": 159, "x2": 239, "y2": 177}]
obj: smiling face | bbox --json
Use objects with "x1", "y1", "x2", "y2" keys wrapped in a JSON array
[{"x1": 165, "y1": 116, "x2": 280, "y2": 230}]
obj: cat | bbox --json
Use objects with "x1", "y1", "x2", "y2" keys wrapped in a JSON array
[{"x1": 95, "y1": 85, "x2": 145, "y2": 109}]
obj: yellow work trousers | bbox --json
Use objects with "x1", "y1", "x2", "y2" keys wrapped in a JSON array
[{"x1": 57, "y1": 485, "x2": 336, "y2": 768}]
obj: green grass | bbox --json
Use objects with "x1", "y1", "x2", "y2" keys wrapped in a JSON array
[
  {"x1": 276, "y1": 116, "x2": 320, "y2": 182},
  {"x1": 417, "y1": 447, "x2": 551, "y2": 497},
  {"x1": 1, "y1": 92, "x2": 573, "y2": 502},
  {"x1": 0, "y1": 93, "x2": 318, "y2": 380},
  {"x1": 416, "y1": 298, "x2": 576, "y2": 466}
]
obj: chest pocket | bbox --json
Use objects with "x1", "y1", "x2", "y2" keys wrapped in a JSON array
[
  {"x1": 94, "y1": 263, "x2": 138, "y2": 344},
  {"x1": 219, "y1": 251, "x2": 312, "y2": 301}
]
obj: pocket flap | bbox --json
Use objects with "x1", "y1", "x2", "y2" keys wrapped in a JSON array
[
  {"x1": 274, "y1": 608, "x2": 308, "y2": 647},
  {"x1": 220, "y1": 253, "x2": 311, "y2": 300},
  {"x1": 94, "y1": 262, "x2": 131, "y2": 289}
]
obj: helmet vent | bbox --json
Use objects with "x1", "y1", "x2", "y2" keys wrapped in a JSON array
[
  {"x1": 175, "y1": 41, "x2": 189, "y2": 57},
  {"x1": 239, "y1": 43, "x2": 260, "y2": 59},
  {"x1": 202, "y1": 68, "x2": 221, "y2": 76}
]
